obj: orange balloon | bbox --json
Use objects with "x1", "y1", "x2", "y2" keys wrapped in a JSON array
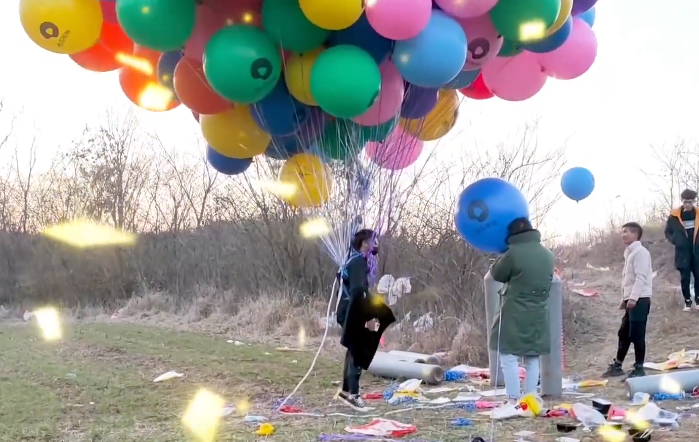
[
  {"x1": 119, "y1": 46, "x2": 179, "y2": 112},
  {"x1": 70, "y1": 21, "x2": 134, "y2": 72},
  {"x1": 173, "y1": 60, "x2": 231, "y2": 115}
]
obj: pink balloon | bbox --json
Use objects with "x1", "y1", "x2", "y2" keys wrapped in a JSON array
[
  {"x1": 435, "y1": 0, "x2": 498, "y2": 18},
  {"x1": 354, "y1": 62, "x2": 405, "y2": 126},
  {"x1": 366, "y1": 0, "x2": 432, "y2": 40},
  {"x1": 481, "y1": 52, "x2": 547, "y2": 101},
  {"x1": 535, "y1": 18, "x2": 597, "y2": 80},
  {"x1": 365, "y1": 127, "x2": 423, "y2": 171},
  {"x1": 184, "y1": 0, "x2": 263, "y2": 62},
  {"x1": 100, "y1": 1, "x2": 117, "y2": 24},
  {"x1": 458, "y1": 15, "x2": 503, "y2": 71}
]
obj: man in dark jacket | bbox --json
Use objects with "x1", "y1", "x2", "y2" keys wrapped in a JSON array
[
  {"x1": 665, "y1": 189, "x2": 699, "y2": 311},
  {"x1": 489, "y1": 218, "x2": 556, "y2": 400}
]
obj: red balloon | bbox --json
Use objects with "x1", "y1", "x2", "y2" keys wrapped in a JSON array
[
  {"x1": 119, "y1": 46, "x2": 179, "y2": 112},
  {"x1": 173, "y1": 60, "x2": 231, "y2": 115},
  {"x1": 459, "y1": 74, "x2": 494, "y2": 100},
  {"x1": 100, "y1": 0, "x2": 118, "y2": 23},
  {"x1": 70, "y1": 21, "x2": 133, "y2": 72}
]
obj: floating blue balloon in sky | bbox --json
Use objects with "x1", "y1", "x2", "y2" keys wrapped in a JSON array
[
  {"x1": 206, "y1": 147, "x2": 253, "y2": 176},
  {"x1": 157, "y1": 51, "x2": 182, "y2": 95},
  {"x1": 578, "y1": 6, "x2": 596, "y2": 28},
  {"x1": 523, "y1": 16, "x2": 573, "y2": 54},
  {"x1": 454, "y1": 178, "x2": 530, "y2": 253},
  {"x1": 560, "y1": 167, "x2": 595, "y2": 202},
  {"x1": 393, "y1": 10, "x2": 467, "y2": 88},
  {"x1": 443, "y1": 69, "x2": 480, "y2": 90},
  {"x1": 252, "y1": 76, "x2": 310, "y2": 137},
  {"x1": 329, "y1": 14, "x2": 393, "y2": 64},
  {"x1": 401, "y1": 84, "x2": 438, "y2": 119}
]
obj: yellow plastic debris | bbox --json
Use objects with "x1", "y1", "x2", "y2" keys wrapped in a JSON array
[{"x1": 255, "y1": 423, "x2": 275, "y2": 436}]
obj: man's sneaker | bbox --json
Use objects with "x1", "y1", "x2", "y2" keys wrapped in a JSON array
[
  {"x1": 693, "y1": 303, "x2": 699, "y2": 311},
  {"x1": 338, "y1": 392, "x2": 372, "y2": 412},
  {"x1": 684, "y1": 303, "x2": 692, "y2": 312},
  {"x1": 626, "y1": 366, "x2": 646, "y2": 379},
  {"x1": 601, "y1": 361, "x2": 625, "y2": 378}
]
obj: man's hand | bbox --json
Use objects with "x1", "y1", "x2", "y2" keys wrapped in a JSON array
[{"x1": 626, "y1": 299, "x2": 637, "y2": 309}]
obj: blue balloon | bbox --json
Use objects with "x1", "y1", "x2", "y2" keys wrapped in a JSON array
[
  {"x1": 329, "y1": 14, "x2": 393, "y2": 64},
  {"x1": 206, "y1": 147, "x2": 253, "y2": 175},
  {"x1": 560, "y1": 167, "x2": 595, "y2": 202},
  {"x1": 443, "y1": 69, "x2": 480, "y2": 90},
  {"x1": 393, "y1": 11, "x2": 467, "y2": 88},
  {"x1": 157, "y1": 51, "x2": 182, "y2": 95},
  {"x1": 578, "y1": 7, "x2": 596, "y2": 28},
  {"x1": 523, "y1": 17, "x2": 572, "y2": 54},
  {"x1": 251, "y1": 77, "x2": 310, "y2": 137},
  {"x1": 454, "y1": 178, "x2": 530, "y2": 253}
]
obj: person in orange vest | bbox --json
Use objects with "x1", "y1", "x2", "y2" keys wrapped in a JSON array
[{"x1": 665, "y1": 189, "x2": 699, "y2": 311}]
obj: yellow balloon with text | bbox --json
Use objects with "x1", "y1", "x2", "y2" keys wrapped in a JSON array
[
  {"x1": 285, "y1": 48, "x2": 324, "y2": 106},
  {"x1": 278, "y1": 153, "x2": 332, "y2": 208},
  {"x1": 20, "y1": 0, "x2": 103, "y2": 54},
  {"x1": 545, "y1": 0, "x2": 572, "y2": 36},
  {"x1": 299, "y1": 0, "x2": 363, "y2": 31},
  {"x1": 201, "y1": 107, "x2": 270, "y2": 159},
  {"x1": 401, "y1": 89, "x2": 459, "y2": 142}
]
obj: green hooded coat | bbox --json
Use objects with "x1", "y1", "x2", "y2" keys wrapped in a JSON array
[{"x1": 488, "y1": 230, "x2": 556, "y2": 356}]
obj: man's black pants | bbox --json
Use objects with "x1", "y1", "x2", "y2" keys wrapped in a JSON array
[
  {"x1": 337, "y1": 298, "x2": 362, "y2": 395},
  {"x1": 679, "y1": 258, "x2": 699, "y2": 304},
  {"x1": 616, "y1": 297, "x2": 651, "y2": 367}
]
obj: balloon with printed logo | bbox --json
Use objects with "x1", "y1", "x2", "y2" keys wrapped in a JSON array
[
  {"x1": 578, "y1": 6, "x2": 595, "y2": 27},
  {"x1": 488, "y1": 0, "x2": 560, "y2": 42},
  {"x1": 536, "y1": 18, "x2": 597, "y2": 80},
  {"x1": 443, "y1": 69, "x2": 480, "y2": 90},
  {"x1": 354, "y1": 62, "x2": 404, "y2": 126},
  {"x1": 262, "y1": 0, "x2": 330, "y2": 53},
  {"x1": 174, "y1": 60, "x2": 231, "y2": 115},
  {"x1": 366, "y1": 0, "x2": 432, "y2": 40},
  {"x1": 201, "y1": 106, "x2": 270, "y2": 159},
  {"x1": 278, "y1": 153, "x2": 333, "y2": 208},
  {"x1": 285, "y1": 48, "x2": 324, "y2": 106},
  {"x1": 156, "y1": 51, "x2": 182, "y2": 95},
  {"x1": 204, "y1": 25, "x2": 282, "y2": 104},
  {"x1": 119, "y1": 46, "x2": 179, "y2": 111},
  {"x1": 310, "y1": 45, "x2": 381, "y2": 119},
  {"x1": 571, "y1": 0, "x2": 597, "y2": 16},
  {"x1": 401, "y1": 89, "x2": 458, "y2": 141},
  {"x1": 523, "y1": 16, "x2": 572, "y2": 53},
  {"x1": 545, "y1": 0, "x2": 572, "y2": 36},
  {"x1": 458, "y1": 73, "x2": 493, "y2": 100},
  {"x1": 299, "y1": 0, "x2": 363, "y2": 31},
  {"x1": 482, "y1": 52, "x2": 546, "y2": 101},
  {"x1": 435, "y1": 0, "x2": 497, "y2": 18},
  {"x1": 116, "y1": 0, "x2": 196, "y2": 51},
  {"x1": 101, "y1": 0, "x2": 118, "y2": 23},
  {"x1": 206, "y1": 147, "x2": 253, "y2": 176},
  {"x1": 400, "y1": 85, "x2": 438, "y2": 119},
  {"x1": 328, "y1": 13, "x2": 393, "y2": 64},
  {"x1": 561, "y1": 167, "x2": 595, "y2": 201},
  {"x1": 458, "y1": 15, "x2": 503, "y2": 71},
  {"x1": 70, "y1": 21, "x2": 134, "y2": 72},
  {"x1": 20, "y1": 0, "x2": 103, "y2": 54},
  {"x1": 252, "y1": 77, "x2": 311, "y2": 136},
  {"x1": 393, "y1": 11, "x2": 467, "y2": 88}
]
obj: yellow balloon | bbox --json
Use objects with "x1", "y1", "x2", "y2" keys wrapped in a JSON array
[
  {"x1": 299, "y1": 0, "x2": 363, "y2": 31},
  {"x1": 278, "y1": 153, "x2": 332, "y2": 208},
  {"x1": 201, "y1": 107, "x2": 271, "y2": 159},
  {"x1": 545, "y1": 0, "x2": 572, "y2": 36},
  {"x1": 285, "y1": 48, "x2": 324, "y2": 106},
  {"x1": 19, "y1": 0, "x2": 103, "y2": 55},
  {"x1": 401, "y1": 90, "x2": 459, "y2": 142}
]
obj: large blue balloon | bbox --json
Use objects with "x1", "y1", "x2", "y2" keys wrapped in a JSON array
[
  {"x1": 157, "y1": 51, "x2": 182, "y2": 95},
  {"x1": 443, "y1": 69, "x2": 480, "y2": 90},
  {"x1": 560, "y1": 167, "x2": 595, "y2": 202},
  {"x1": 393, "y1": 11, "x2": 467, "y2": 88},
  {"x1": 251, "y1": 77, "x2": 310, "y2": 137},
  {"x1": 578, "y1": 7, "x2": 596, "y2": 28},
  {"x1": 206, "y1": 147, "x2": 253, "y2": 175},
  {"x1": 328, "y1": 14, "x2": 393, "y2": 64},
  {"x1": 523, "y1": 17, "x2": 572, "y2": 54},
  {"x1": 454, "y1": 178, "x2": 530, "y2": 253}
]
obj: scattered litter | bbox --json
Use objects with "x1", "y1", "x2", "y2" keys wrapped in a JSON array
[
  {"x1": 571, "y1": 402, "x2": 607, "y2": 428},
  {"x1": 363, "y1": 392, "x2": 384, "y2": 400},
  {"x1": 451, "y1": 417, "x2": 472, "y2": 426},
  {"x1": 586, "y1": 263, "x2": 610, "y2": 271},
  {"x1": 226, "y1": 340, "x2": 246, "y2": 345},
  {"x1": 244, "y1": 415, "x2": 267, "y2": 422},
  {"x1": 153, "y1": 371, "x2": 184, "y2": 383},
  {"x1": 23, "y1": 310, "x2": 34, "y2": 321},
  {"x1": 423, "y1": 386, "x2": 457, "y2": 394},
  {"x1": 319, "y1": 435, "x2": 431, "y2": 442},
  {"x1": 346, "y1": 418, "x2": 417, "y2": 437},
  {"x1": 570, "y1": 288, "x2": 599, "y2": 297},
  {"x1": 255, "y1": 423, "x2": 275, "y2": 436},
  {"x1": 513, "y1": 430, "x2": 536, "y2": 437},
  {"x1": 630, "y1": 392, "x2": 650, "y2": 405},
  {"x1": 276, "y1": 347, "x2": 308, "y2": 352},
  {"x1": 220, "y1": 406, "x2": 236, "y2": 417},
  {"x1": 554, "y1": 437, "x2": 580, "y2": 442}
]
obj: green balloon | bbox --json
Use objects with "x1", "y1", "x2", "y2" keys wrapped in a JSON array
[
  {"x1": 204, "y1": 25, "x2": 282, "y2": 104},
  {"x1": 319, "y1": 120, "x2": 365, "y2": 161},
  {"x1": 311, "y1": 45, "x2": 381, "y2": 119},
  {"x1": 498, "y1": 39, "x2": 524, "y2": 57},
  {"x1": 488, "y1": 0, "x2": 560, "y2": 43},
  {"x1": 261, "y1": 0, "x2": 330, "y2": 53},
  {"x1": 116, "y1": 0, "x2": 196, "y2": 52},
  {"x1": 360, "y1": 117, "x2": 398, "y2": 142}
]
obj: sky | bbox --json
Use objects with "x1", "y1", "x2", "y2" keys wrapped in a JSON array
[{"x1": 1, "y1": 0, "x2": 698, "y2": 239}]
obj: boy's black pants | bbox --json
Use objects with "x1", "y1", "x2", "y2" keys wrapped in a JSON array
[
  {"x1": 337, "y1": 298, "x2": 362, "y2": 395},
  {"x1": 616, "y1": 297, "x2": 651, "y2": 367}
]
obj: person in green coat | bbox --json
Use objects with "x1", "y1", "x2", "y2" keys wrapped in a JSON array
[{"x1": 489, "y1": 217, "x2": 556, "y2": 400}]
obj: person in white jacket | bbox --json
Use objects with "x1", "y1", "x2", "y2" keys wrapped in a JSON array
[{"x1": 602, "y1": 222, "x2": 652, "y2": 379}]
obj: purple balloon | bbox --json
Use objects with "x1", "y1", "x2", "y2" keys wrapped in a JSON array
[
  {"x1": 400, "y1": 85, "x2": 439, "y2": 119},
  {"x1": 571, "y1": 0, "x2": 597, "y2": 16}
]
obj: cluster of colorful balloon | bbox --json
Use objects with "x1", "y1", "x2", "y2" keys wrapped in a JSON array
[{"x1": 19, "y1": 0, "x2": 599, "y2": 209}]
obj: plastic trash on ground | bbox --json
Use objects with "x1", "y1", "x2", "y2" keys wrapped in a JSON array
[
  {"x1": 571, "y1": 403, "x2": 607, "y2": 428},
  {"x1": 153, "y1": 371, "x2": 184, "y2": 383},
  {"x1": 345, "y1": 418, "x2": 417, "y2": 437}
]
